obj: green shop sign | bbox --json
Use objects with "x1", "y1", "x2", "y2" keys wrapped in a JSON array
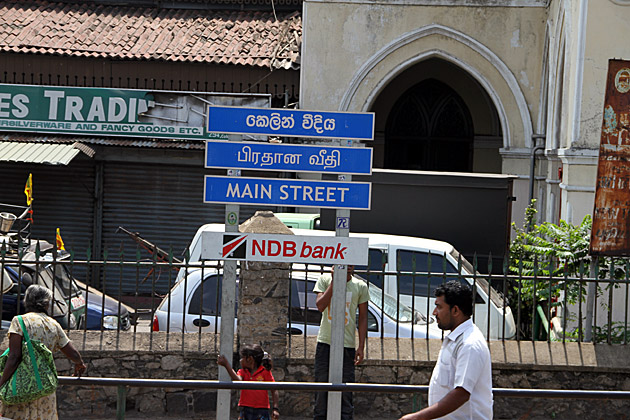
[{"x1": 0, "y1": 84, "x2": 269, "y2": 140}]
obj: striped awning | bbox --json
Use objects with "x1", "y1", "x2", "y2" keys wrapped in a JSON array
[{"x1": 0, "y1": 141, "x2": 94, "y2": 165}]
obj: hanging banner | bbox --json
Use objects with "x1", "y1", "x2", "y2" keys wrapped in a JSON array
[
  {"x1": 591, "y1": 59, "x2": 630, "y2": 255},
  {"x1": 0, "y1": 84, "x2": 269, "y2": 140}
]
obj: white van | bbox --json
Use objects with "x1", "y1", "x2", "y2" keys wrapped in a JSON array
[
  {"x1": 179, "y1": 224, "x2": 516, "y2": 340},
  {"x1": 155, "y1": 265, "x2": 443, "y2": 339}
]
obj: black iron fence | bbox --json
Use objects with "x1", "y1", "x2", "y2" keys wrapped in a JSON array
[
  {"x1": 57, "y1": 376, "x2": 630, "y2": 420},
  {"x1": 1, "y1": 243, "x2": 629, "y2": 348}
]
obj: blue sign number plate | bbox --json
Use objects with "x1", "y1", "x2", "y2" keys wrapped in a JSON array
[
  {"x1": 207, "y1": 106, "x2": 374, "y2": 141},
  {"x1": 204, "y1": 176, "x2": 371, "y2": 210},
  {"x1": 336, "y1": 217, "x2": 350, "y2": 229},
  {"x1": 205, "y1": 141, "x2": 372, "y2": 174}
]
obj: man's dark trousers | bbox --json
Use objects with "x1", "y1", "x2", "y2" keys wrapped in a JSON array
[{"x1": 313, "y1": 342, "x2": 355, "y2": 420}]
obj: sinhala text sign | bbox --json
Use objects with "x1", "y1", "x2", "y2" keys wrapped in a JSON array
[
  {"x1": 0, "y1": 84, "x2": 269, "y2": 140},
  {"x1": 591, "y1": 59, "x2": 630, "y2": 255},
  {"x1": 201, "y1": 231, "x2": 368, "y2": 265},
  {"x1": 207, "y1": 105, "x2": 375, "y2": 141}
]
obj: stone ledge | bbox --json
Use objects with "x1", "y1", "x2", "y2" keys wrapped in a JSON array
[{"x1": 1, "y1": 331, "x2": 628, "y2": 371}]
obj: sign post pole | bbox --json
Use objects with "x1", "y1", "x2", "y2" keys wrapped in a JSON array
[
  {"x1": 327, "y1": 204, "x2": 350, "y2": 420},
  {"x1": 327, "y1": 136, "x2": 353, "y2": 420},
  {"x1": 216, "y1": 139, "x2": 241, "y2": 420},
  {"x1": 205, "y1": 106, "x2": 374, "y2": 420}
]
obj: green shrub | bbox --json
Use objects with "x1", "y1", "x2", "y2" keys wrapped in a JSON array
[{"x1": 508, "y1": 200, "x2": 628, "y2": 342}]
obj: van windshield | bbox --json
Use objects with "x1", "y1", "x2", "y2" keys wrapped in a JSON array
[{"x1": 367, "y1": 284, "x2": 428, "y2": 324}]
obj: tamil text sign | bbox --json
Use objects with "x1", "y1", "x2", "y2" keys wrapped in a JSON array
[
  {"x1": 0, "y1": 84, "x2": 269, "y2": 140},
  {"x1": 201, "y1": 232, "x2": 368, "y2": 265},
  {"x1": 591, "y1": 59, "x2": 630, "y2": 255},
  {"x1": 207, "y1": 106, "x2": 375, "y2": 141},
  {"x1": 204, "y1": 176, "x2": 371, "y2": 210},
  {"x1": 205, "y1": 141, "x2": 372, "y2": 174}
]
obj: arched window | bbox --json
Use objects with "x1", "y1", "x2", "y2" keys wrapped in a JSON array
[{"x1": 384, "y1": 79, "x2": 474, "y2": 171}]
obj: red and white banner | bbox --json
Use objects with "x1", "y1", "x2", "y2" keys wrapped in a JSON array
[{"x1": 201, "y1": 232, "x2": 368, "y2": 265}]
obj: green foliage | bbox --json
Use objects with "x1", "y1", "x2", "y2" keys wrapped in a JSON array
[
  {"x1": 510, "y1": 202, "x2": 591, "y2": 276},
  {"x1": 509, "y1": 201, "x2": 630, "y2": 342},
  {"x1": 510, "y1": 201, "x2": 628, "y2": 304},
  {"x1": 558, "y1": 322, "x2": 630, "y2": 344},
  {"x1": 509, "y1": 200, "x2": 591, "y2": 305},
  {"x1": 593, "y1": 321, "x2": 630, "y2": 344}
]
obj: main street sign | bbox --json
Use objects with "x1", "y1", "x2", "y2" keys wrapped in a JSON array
[
  {"x1": 204, "y1": 176, "x2": 371, "y2": 210},
  {"x1": 207, "y1": 105, "x2": 375, "y2": 141},
  {"x1": 0, "y1": 84, "x2": 269, "y2": 140},
  {"x1": 201, "y1": 231, "x2": 368, "y2": 265},
  {"x1": 205, "y1": 141, "x2": 372, "y2": 174}
]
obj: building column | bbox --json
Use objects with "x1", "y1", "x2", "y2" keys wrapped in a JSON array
[{"x1": 557, "y1": 148, "x2": 598, "y2": 224}]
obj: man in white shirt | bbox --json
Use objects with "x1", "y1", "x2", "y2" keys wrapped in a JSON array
[{"x1": 399, "y1": 280, "x2": 493, "y2": 420}]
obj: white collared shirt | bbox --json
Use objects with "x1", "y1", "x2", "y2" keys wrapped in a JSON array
[{"x1": 428, "y1": 318, "x2": 493, "y2": 420}]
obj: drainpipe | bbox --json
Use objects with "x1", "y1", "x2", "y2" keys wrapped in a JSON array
[{"x1": 528, "y1": 134, "x2": 546, "y2": 207}]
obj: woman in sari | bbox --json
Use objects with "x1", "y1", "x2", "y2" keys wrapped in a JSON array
[{"x1": 0, "y1": 284, "x2": 86, "y2": 420}]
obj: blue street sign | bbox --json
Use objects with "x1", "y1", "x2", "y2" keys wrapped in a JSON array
[
  {"x1": 205, "y1": 141, "x2": 372, "y2": 174},
  {"x1": 204, "y1": 176, "x2": 371, "y2": 210},
  {"x1": 207, "y1": 106, "x2": 374, "y2": 141}
]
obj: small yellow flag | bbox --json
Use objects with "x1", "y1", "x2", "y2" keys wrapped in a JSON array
[
  {"x1": 56, "y1": 228, "x2": 65, "y2": 251},
  {"x1": 24, "y1": 173, "x2": 33, "y2": 206}
]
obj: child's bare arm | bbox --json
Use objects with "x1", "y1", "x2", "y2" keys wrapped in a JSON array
[
  {"x1": 271, "y1": 390, "x2": 280, "y2": 419},
  {"x1": 217, "y1": 355, "x2": 242, "y2": 381}
]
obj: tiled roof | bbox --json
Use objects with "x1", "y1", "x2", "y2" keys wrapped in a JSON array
[{"x1": 0, "y1": 1, "x2": 301, "y2": 69}]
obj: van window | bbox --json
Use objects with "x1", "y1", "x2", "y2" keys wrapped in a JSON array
[
  {"x1": 397, "y1": 250, "x2": 486, "y2": 304},
  {"x1": 188, "y1": 274, "x2": 223, "y2": 316},
  {"x1": 290, "y1": 278, "x2": 321, "y2": 326},
  {"x1": 448, "y1": 248, "x2": 503, "y2": 307},
  {"x1": 355, "y1": 308, "x2": 379, "y2": 333},
  {"x1": 355, "y1": 248, "x2": 386, "y2": 289},
  {"x1": 396, "y1": 250, "x2": 460, "y2": 296},
  {"x1": 366, "y1": 309, "x2": 378, "y2": 332}
]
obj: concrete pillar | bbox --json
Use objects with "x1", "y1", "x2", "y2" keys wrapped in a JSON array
[{"x1": 238, "y1": 211, "x2": 293, "y2": 363}]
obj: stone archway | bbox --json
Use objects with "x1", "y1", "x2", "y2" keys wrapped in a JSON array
[
  {"x1": 384, "y1": 78, "x2": 474, "y2": 171},
  {"x1": 370, "y1": 57, "x2": 503, "y2": 173},
  {"x1": 339, "y1": 24, "x2": 533, "y2": 151}
]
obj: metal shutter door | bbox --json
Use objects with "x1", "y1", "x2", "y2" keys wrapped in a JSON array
[
  {"x1": 0, "y1": 160, "x2": 95, "y2": 256},
  {"x1": 100, "y1": 162, "x2": 268, "y2": 295}
]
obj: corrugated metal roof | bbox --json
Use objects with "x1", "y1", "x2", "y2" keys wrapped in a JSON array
[
  {"x1": 0, "y1": 134, "x2": 205, "y2": 150},
  {"x1": 0, "y1": 141, "x2": 93, "y2": 165}
]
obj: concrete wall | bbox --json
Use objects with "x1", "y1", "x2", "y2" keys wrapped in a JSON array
[
  {"x1": 34, "y1": 331, "x2": 630, "y2": 419},
  {"x1": 299, "y1": 0, "x2": 630, "y2": 232},
  {"x1": 301, "y1": 1, "x2": 545, "y2": 151},
  {"x1": 543, "y1": 0, "x2": 630, "y2": 224},
  {"x1": 301, "y1": 0, "x2": 546, "y2": 230}
]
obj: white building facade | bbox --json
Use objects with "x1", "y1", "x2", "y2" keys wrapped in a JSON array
[{"x1": 299, "y1": 0, "x2": 630, "y2": 228}]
